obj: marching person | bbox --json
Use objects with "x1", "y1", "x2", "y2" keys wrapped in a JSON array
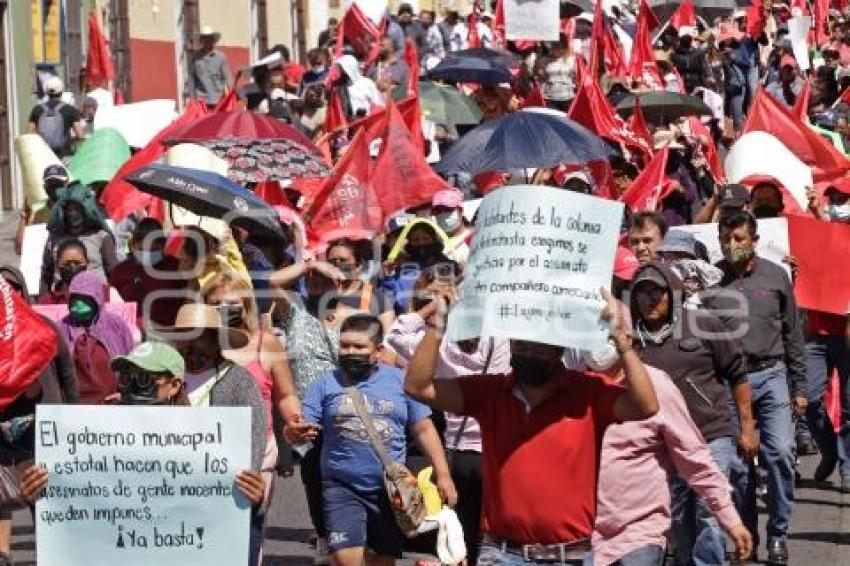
[
  {"x1": 404, "y1": 290, "x2": 658, "y2": 563},
  {"x1": 192, "y1": 26, "x2": 232, "y2": 107}
]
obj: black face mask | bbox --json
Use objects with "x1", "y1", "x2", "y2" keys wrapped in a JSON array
[
  {"x1": 510, "y1": 355, "x2": 555, "y2": 387},
  {"x1": 219, "y1": 304, "x2": 245, "y2": 328},
  {"x1": 338, "y1": 354, "x2": 375, "y2": 381},
  {"x1": 58, "y1": 263, "x2": 86, "y2": 285},
  {"x1": 406, "y1": 242, "x2": 443, "y2": 263},
  {"x1": 751, "y1": 205, "x2": 781, "y2": 219},
  {"x1": 118, "y1": 367, "x2": 178, "y2": 405},
  {"x1": 65, "y1": 209, "x2": 85, "y2": 230},
  {"x1": 306, "y1": 294, "x2": 338, "y2": 316}
]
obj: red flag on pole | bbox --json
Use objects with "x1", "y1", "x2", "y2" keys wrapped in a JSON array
[
  {"x1": 304, "y1": 130, "x2": 384, "y2": 244},
  {"x1": 370, "y1": 99, "x2": 449, "y2": 215},
  {"x1": 747, "y1": 0, "x2": 767, "y2": 38},
  {"x1": 669, "y1": 0, "x2": 697, "y2": 30},
  {"x1": 743, "y1": 88, "x2": 850, "y2": 180},
  {"x1": 468, "y1": 5, "x2": 481, "y2": 48},
  {"x1": 627, "y1": 101, "x2": 653, "y2": 153},
  {"x1": 325, "y1": 88, "x2": 349, "y2": 133},
  {"x1": 628, "y1": 0, "x2": 664, "y2": 89},
  {"x1": 493, "y1": 0, "x2": 506, "y2": 48},
  {"x1": 85, "y1": 11, "x2": 114, "y2": 88},
  {"x1": 404, "y1": 37, "x2": 420, "y2": 96},
  {"x1": 620, "y1": 145, "x2": 673, "y2": 212},
  {"x1": 688, "y1": 117, "x2": 725, "y2": 183},
  {"x1": 335, "y1": 3, "x2": 383, "y2": 61},
  {"x1": 792, "y1": 77, "x2": 811, "y2": 121},
  {"x1": 0, "y1": 279, "x2": 59, "y2": 411},
  {"x1": 589, "y1": 1, "x2": 605, "y2": 77}
]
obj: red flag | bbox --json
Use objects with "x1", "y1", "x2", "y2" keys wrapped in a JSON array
[
  {"x1": 826, "y1": 370, "x2": 841, "y2": 433},
  {"x1": 787, "y1": 214, "x2": 850, "y2": 315},
  {"x1": 669, "y1": 0, "x2": 697, "y2": 30},
  {"x1": 304, "y1": 130, "x2": 383, "y2": 244},
  {"x1": 568, "y1": 61, "x2": 652, "y2": 156},
  {"x1": 335, "y1": 3, "x2": 383, "y2": 60},
  {"x1": 0, "y1": 279, "x2": 59, "y2": 411},
  {"x1": 747, "y1": 0, "x2": 767, "y2": 38},
  {"x1": 743, "y1": 88, "x2": 850, "y2": 180},
  {"x1": 325, "y1": 88, "x2": 349, "y2": 133},
  {"x1": 627, "y1": 101, "x2": 653, "y2": 153},
  {"x1": 100, "y1": 100, "x2": 208, "y2": 221},
  {"x1": 493, "y1": 0, "x2": 506, "y2": 47},
  {"x1": 688, "y1": 117, "x2": 725, "y2": 183},
  {"x1": 620, "y1": 145, "x2": 672, "y2": 212},
  {"x1": 213, "y1": 71, "x2": 242, "y2": 113},
  {"x1": 85, "y1": 11, "x2": 114, "y2": 88},
  {"x1": 520, "y1": 83, "x2": 546, "y2": 108},
  {"x1": 589, "y1": 1, "x2": 605, "y2": 77},
  {"x1": 404, "y1": 37, "x2": 420, "y2": 95},
  {"x1": 602, "y1": 17, "x2": 628, "y2": 77},
  {"x1": 643, "y1": 0, "x2": 661, "y2": 30},
  {"x1": 370, "y1": 99, "x2": 449, "y2": 215},
  {"x1": 254, "y1": 180, "x2": 289, "y2": 207},
  {"x1": 814, "y1": 0, "x2": 830, "y2": 45},
  {"x1": 628, "y1": 0, "x2": 664, "y2": 89},
  {"x1": 792, "y1": 77, "x2": 811, "y2": 121}
]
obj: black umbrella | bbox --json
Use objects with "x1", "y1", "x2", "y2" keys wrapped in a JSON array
[
  {"x1": 446, "y1": 47, "x2": 522, "y2": 68},
  {"x1": 436, "y1": 111, "x2": 612, "y2": 176},
  {"x1": 125, "y1": 163, "x2": 286, "y2": 240},
  {"x1": 615, "y1": 91, "x2": 712, "y2": 125},
  {"x1": 428, "y1": 57, "x2": 513, "y2": 86}
]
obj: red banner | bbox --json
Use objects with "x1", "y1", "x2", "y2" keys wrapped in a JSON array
[{"x1": 787, "y1": 215, "x2": 850, "y2": 316}]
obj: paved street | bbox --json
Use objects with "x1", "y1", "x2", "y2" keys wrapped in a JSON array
[{"x1": 1, "y1": 210, "x2": 848, "y2": 565}]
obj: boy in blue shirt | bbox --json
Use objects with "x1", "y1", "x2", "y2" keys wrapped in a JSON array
[{"x1": 288, "y1": 313, "x2": 456, "y2": 565}]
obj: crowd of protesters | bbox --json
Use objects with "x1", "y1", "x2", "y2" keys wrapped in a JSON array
[{"x1": 4, "y1": 0, "x2": 850, "y2": 565}]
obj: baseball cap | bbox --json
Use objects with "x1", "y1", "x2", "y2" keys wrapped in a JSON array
[
  {"x1": 825, "y1": 176, "x2": 850, "y2": 196},
  {"x1": 614, "y1": 246, "x2": 640, "y2": 281},
  {"x1": 720, "y1": 183, "x2": 750, "y2": 208},
  {"x1": 780, "y1": 54, "x2": 798, "y2": 69},
  {"x1": 658, "y1": 230, "x2": 698, "y2": 258},
  {"x1": 387, "y1": 212, "x2": 414, "y2": 234},
  {"x1": 111, "y1": 342, "x2": 185, "y2": 379},
  {"x1": 632, "y1": 265, "x2": 669, "y2": 289},
  {"x1": 678, "y1": 26, "x2": 698, "y2": 38},
  {"x1": 432, "y1": 190, "x2": 464, "y2": 210},
  {"x1": 42, "y1": 164, "x2": 69, "y2": 183},
  {"x1": 44, "y1": 76, "x2": 64, "y2": 95}
]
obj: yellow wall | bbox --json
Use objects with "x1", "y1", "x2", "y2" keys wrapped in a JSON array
[
  {"x1": 199, "y1": 0, "x2": 251, "y2": 47},
  {"x1": 266, "y1": 0, "x2": 294, "y2": 50},
  {"x1": 128, "y1": 0, "x2": 177, "y2": 42}
]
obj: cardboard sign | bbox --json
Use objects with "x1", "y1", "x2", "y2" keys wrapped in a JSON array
[
  {"x1": 677, "y1": 218, "x2": 792, "y2": 280},
  {"x1": 35, "y1": 405, "x2": 251, "y2": 566},
  {"x1": 787, "y1": 215, "x2": 850, "y2": 315},
  {"x1": 447, "y1": 186, "x2": 623, "y2": 351},
  {"x1": 504, "y1": 0, "x2": 560, "y2": 41}
]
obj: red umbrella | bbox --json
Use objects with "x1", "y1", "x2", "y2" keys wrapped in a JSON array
[{"x1": 165, "y1": 109, "x2": 315, "y2": 148}]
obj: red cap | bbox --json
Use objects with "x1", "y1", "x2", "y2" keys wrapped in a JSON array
[
  {"x1": 614, "y1": 246, "x2": 640, "y2": 281},
  {"x1": 780, "y1": 54, "x2": 797, "y2": 69}
]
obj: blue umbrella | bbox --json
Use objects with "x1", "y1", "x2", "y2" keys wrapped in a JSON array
[
  {"x1": 427, "y1": 56, "x2": 513, "y2": 86},
  {"x1": 124, "y1": 163, "x2": 286, "y2": 240},
  {"x1": 436, "y1": 111, "x2": 612, "y2": 176}
]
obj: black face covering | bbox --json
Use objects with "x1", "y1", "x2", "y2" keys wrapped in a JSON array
[
  {"x1": 58, "y1": 263, "x2": 86, "y2": 285},
  {"x1": 339, "y1": 354, "x2": 375, "y2": 381},
  {"x1": 219, "y1": 304, "x2": 245, "y2": 329},
  {"x1": 751, "y1": 205, "x2": 781, "y2": 219},
  {"x1": 118, "y1": 367, "x2": 175, "y2": 405},
  {"x1": 405, "y1": 242, "x2": 443, "y2": 263},
  {"x1": 510, "y1": 355, "x2": 555, "y2": 387}
]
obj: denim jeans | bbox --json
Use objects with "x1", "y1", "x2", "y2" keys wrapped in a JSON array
[
  {"x1": 670, "y1": 436, "x2": 735, "y2": 566},
  {"x1": 614, "y1": 544, "x2": 665, "y2": 566},
  {"x1": 805, "y1": 334, "x2": 850, "y2": 477},
  {"x1": 729, "y1": 362, "x2": 796, "y2": 542},
  {"x1": 477, "y1": 542, "x2": 585, "y2": 566}
]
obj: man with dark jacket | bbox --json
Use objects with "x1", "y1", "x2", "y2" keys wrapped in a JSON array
[
  {"x1": 707, "y1": 210, "x2": 807, "y2": 564},
  {"x1": 670, "y1": 28, "x2": 713, "y2": 93},
  {"x1": 629, "y1": 261, "x2": 756, "y2": 566},
  {"x1": 397, "y1": 3, "x2": 427, "y2": 54}
]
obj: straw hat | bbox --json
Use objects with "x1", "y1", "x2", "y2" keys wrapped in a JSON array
[{"x1": 169, "y1": 303, "x2": 249, "y2": 350}]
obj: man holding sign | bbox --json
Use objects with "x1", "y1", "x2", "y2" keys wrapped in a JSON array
[{"x1": 404, "y1": 187, "x2": 658, "y2": 562}]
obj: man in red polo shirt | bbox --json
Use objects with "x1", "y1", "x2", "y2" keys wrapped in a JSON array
[{"x1": 405, "y1": 292, "x2": 658, "y2": 564}]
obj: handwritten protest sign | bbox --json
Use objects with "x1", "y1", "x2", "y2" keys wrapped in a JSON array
[
  {"x1": 677, "y1": 218, "x2": 791, "y2": 280},
  {"x1": 36, "y1": 406, "x2": 251, "y2": 566},
  {"x1": 20, "y1": 224, "x2": 49, "y2": 295},
  {"x1": 447, "y1": 186, "x2": 623, "y2": 351},
  {"x1": 504, "y1": 0, "x2": 560, "y2": 41}
]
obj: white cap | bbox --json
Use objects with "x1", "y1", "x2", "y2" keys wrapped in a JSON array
[
  {"x1": 269, "y1": 87, "x2": 286, "y2": 101},
  {"x1": 199, "y1": 25, "x2": 220, "y2": 39},
  {"x1": 44, "y1": 76, "x2": 64, "y2": 95},
  {"x1": 678, "y1": 26, "x2": 698, "y2": 38},
  {"x1": 733, "y1": 9, "x2": 747, "y2": 19}
]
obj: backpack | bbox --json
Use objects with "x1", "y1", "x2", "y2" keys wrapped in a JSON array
[{"x1": 37, "y1": 102, "x2": 69, "y2": 151}]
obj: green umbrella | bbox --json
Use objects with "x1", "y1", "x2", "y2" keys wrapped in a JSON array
[
  {"x1": 68, "y1": 127, "x2": 131, "y2": 186},
  {"x1": 419, "y1": 81, "x2": 482, "y2": 125}
]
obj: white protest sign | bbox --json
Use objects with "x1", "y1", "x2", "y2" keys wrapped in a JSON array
[
  {"x1": 94, "y1": 99, "x2": 177, "y2": 148},
  {"x1": 20, "y1": 223, "x2": 49, "y2": 295},
  {"x1": 504, "y1": 0, "x2": 560, "y2": 41},
  {"x1": 677, "y1": 217, "x2": 791, "y2": 279},
  {"x1": 447, "y1": 186, "x2": 624, "y2": 351},
  {"x1": 36, "y1": 406, "x2": 251, "y2": 566},
  {"x1": 725, "y1": 131, "x2": 811, "y2": 211}
]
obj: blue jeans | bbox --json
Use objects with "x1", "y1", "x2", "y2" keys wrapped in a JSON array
[
  {"x1": 670, "y1": 436, "x2": 735, "y2": 566},
  {"x1": 729, "y1": 363, "x2": 796, "y2": 542},
  {"x1": 477, "y1": 542, "x2": 585, "y2": 566},
  {"x1": 805, "y1": 334, "x2": 850, "y2": 477},
  {"x1": 584, "y1": 544, "x2": 665, "y2": 566}
]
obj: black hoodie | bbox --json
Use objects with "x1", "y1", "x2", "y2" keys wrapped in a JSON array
[{"x1": 630, "y1": 261, "x2": 746, "y2": 443}]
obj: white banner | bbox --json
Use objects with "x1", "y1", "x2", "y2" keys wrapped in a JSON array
[
  {"x1": 504, "y1": 0, "x2": 560, "y2": 41},
  {"x1": 35, "y1": 406, "x2": 251, "y2": 566},
  {"x1": 447, "y1": 186, "x2": 624, "y2": 351}
]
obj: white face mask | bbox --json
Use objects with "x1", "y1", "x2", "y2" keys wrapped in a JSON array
[
  {"x1": 134, "y1": 250, "x2": 163, "y2": 267},
  {"x1": 827, "y1": 203, "x2": 850, "y2": 223},
  {"x1": 582, "y1": 340, "x2": 620, "y2": 373},
  {"x1": 435, "y1": 210, "x2": 462, "y2": 234}
]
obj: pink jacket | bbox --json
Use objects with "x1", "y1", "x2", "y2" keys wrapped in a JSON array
[{"x1": 593, "y1": 367, "x2": 741, "y2": 565}]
